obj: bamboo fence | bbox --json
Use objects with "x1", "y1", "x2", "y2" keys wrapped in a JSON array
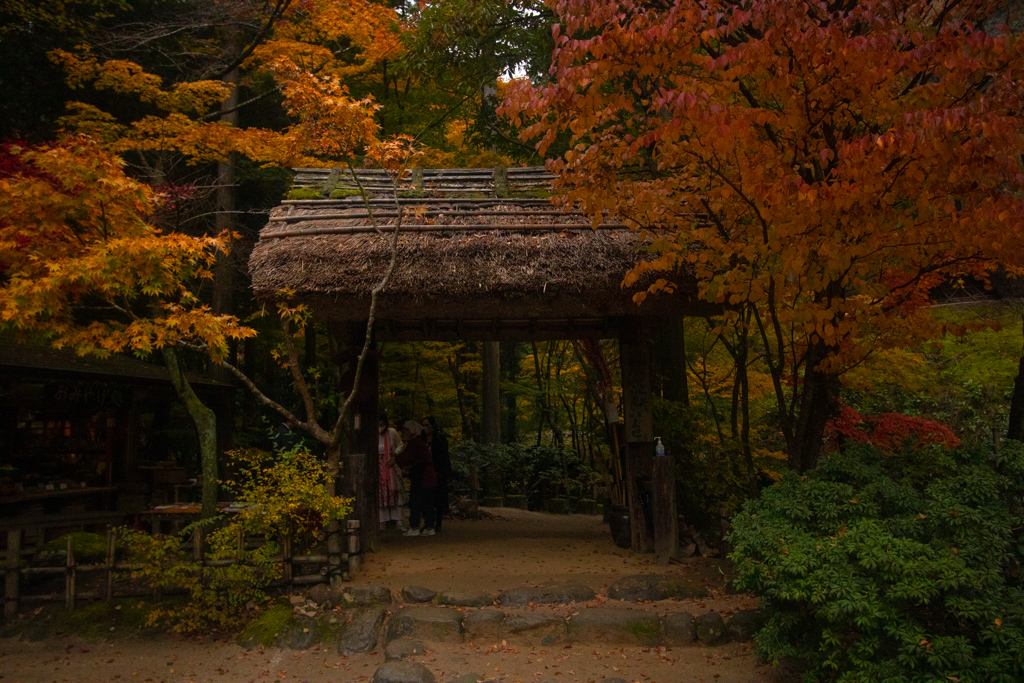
[{"x1": 2, "y1": 520, "x2": 361, "y2": 619}]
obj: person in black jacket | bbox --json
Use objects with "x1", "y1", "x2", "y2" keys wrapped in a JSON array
[
  {"x1": 422, "y1": 416, "x2": 450, "y2": 533},
  {"x1": 392, "y1": 420, "x2": 437, "y2": 536}
]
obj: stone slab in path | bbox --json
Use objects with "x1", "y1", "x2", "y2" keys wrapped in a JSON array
[
  {"x1": 497, "y1": 582, "x2": 596, "y2": 607},
  {"x1": 338, "y1": 607, "x2": 386, "y2": 655},
  {"x1": 449, "y1": 675, "x2": 484, "y2": 683},
  {"x1": 566, "y1": 607, "x2": 662, "y2": 647},
  {"x1": 606, "y1": 574, "x2": 709, "y2": 601},
  {"x1": 385, "y1": 638, "x2": 428, "y2": 661},
  {"x1": 386, "y1": 606, "x2": 465, "y2": 644},
  {"x1": 503, "y1": 612, "x2": 566, "y2": 646},
  {"x1": 372, "y1": 660, "x2": 436, "y2": 683},
  {"x1": 663, "y1": 611, "x2": 696, "y2": 646},
  {"x1": 402, "y1": 585, "x2": 438, "y2": 603},
  {"x1": 695, "y1": 612, "x2": 727, "y2": 645},
  {"x1": 463, "y1": 609, "x2": 505, "y2": 641},
  {"x1": 438, "y1": 591, "x2": 494, "y2": 607},
  {"x1": 340, "y1": 585, "x2": 394, "y2": 606}
]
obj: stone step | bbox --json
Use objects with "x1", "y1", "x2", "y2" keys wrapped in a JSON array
[{"x1": 240, "y1": 602, "x2": 765, "y2": 653}]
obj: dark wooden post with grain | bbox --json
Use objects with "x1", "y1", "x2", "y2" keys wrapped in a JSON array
[
  {"x1": 65, "y1": 536, "x2": 76, "y2": 611},
  {"x1": 105, "y1": 528, "x2": 116, "y2": 602},
  {"x1": 282, "y1": 531, "x2": 294, "y2": 591},
  {"x1": 5, "y1": 529, "x2": 21, "y2": 619},
  {"x1": 620, "y1": 324, "x2": 655, "y2": 553},
  {"x1": 346, "y1": 519, "x2": 360, "y2": 575}
]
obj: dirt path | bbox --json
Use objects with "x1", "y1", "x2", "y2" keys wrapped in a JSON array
[
  {"x1": 0, "y1": 635, "x2": 775, "y2": 683},
  {"x1": 363, "y1": 508, "x2": 735, "y2": 598},
  {"x1": 0, "y1": 508, "x2": 781, "y2": 683}
]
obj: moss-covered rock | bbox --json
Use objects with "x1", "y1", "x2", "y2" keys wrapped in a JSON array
[
  {"x1": 237, "y1": 602, "x2": 294, "y2": 649},
  {"x1": 566, "y1": 608, "x2": 661, "y2": 647}
]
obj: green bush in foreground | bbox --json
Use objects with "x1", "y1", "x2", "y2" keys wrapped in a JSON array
[{"x1": 729, "y1": 442, "x2": 1024, "y2": 683}]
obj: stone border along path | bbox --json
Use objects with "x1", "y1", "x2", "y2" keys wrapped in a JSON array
[{"x1": 240, "y1": 576, "x2": 764, "y2": 683}]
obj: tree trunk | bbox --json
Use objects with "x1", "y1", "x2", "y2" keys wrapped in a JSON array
[
  {"x1": 356, "y1": 343, "x2": 380, "y2": 552},
  {"x1": 1007, "y1": 316, "x2": 1024, "y2": 442},
  {"x1": 790, "y1": 341, "x2": 840, "y2": 472},
  {"x1": 482, "y1": 342, "x2": 500, "y2": 445},
  {"x1": 162, "y1": 347, "x2": 218, "y2": 518},
  {"x1": 500, "y1": 341, "x2": 520, "y2": 443},
  {"x1": 1007, "y1": 356, "x2": 1024, "y2": 442},
  {"x1": 213, "y1": 67, "x2": 238, "y2": 319},
  {"x1": 325, "y1": 443, "x2": 344, "y2": 587},
  {"x1": 447, "y1": 351, "x2": 474, "y2": 440}
]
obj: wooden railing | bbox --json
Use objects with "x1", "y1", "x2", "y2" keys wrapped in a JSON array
[{"x1": 2, "y1": 520, "x2": 361, "y2": 619}]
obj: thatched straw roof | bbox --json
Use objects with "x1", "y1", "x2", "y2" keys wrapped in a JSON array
[{"x1": 249, "y1": 168, "x2": 702, "y2": 341}]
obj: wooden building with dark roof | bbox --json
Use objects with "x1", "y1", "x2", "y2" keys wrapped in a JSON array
[{"x1": 0, "y1": 338, "x2": 233, "y2": 546}]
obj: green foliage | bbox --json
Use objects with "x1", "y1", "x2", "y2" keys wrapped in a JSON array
[
  {"x1": 380, "y1": 341, "x2": 468, "y2": 438},
  {"x1": 451, "y1": 440, "x2": 598, "y2": 502},
  {"x1": 120, "y1": 447, "x2": 351, "y2": 633},
  {"x1": 655, "y1": 397, "x2": 766, "y2": 533},
  {"x1": 729, "y1": 442, "x2": 1024, "y2": 683},
  {"x1": 119, "y1": 525, "x2": 279, "y2": 634},
  {"x1": 329, "y1": 188, "x2": 364, "y2": 198},
  {"x1": 221, "y1": 447, "x2": 352, "y2": 536},
  {"x1": 842, "y1": 304, "x2": 1022, "y2": 444},
  {"x1": 33, "y1": 532, "x2": 108, "y2": 567}
]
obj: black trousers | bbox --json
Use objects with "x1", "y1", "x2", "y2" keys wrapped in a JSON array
[
  {"x1": 434, "y1": 476, "x2": 449, "y2": 531},
  {"x1": 409, "y1": 487, "x2": 436, "y2": 530}
]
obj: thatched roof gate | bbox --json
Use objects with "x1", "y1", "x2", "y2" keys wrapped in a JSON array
[
  {"x1": 249, "y1": 166, "x2": 703, "y2": 341},
  {"x1": 249, "y1": 166, "x2": 687, "y2": 565}
]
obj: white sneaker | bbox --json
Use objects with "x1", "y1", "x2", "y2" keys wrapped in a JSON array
[
  {"x1": 403, "y1": 528, "x2": 421, "y2": 536},
  {"x1": 421, "y1": 529, "x2": 436, "y2": 536}
]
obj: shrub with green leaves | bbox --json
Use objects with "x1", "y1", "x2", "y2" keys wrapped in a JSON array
[
  {"x1": 729, "y1": 442, "x2": 1024, "y2": 683},
  {"x1": 121, "y1": 447, "x2": 351, "y2": 633}
]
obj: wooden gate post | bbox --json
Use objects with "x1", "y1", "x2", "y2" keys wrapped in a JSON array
[
  {"x1": 332, "y1": 320, "x2": 380, "y2": 556},
  {"x1": 65, "y1": 536, "x2": 76, "y2": 612},
  {"x1": 106, "y1": 528, "x2": 116, "y2": 602},
  {"x1": 620, "y1": 325, "x2": 655, "y2": 553},
  {"x1": 5, "y1": 529, "x2": 21, "y2": 619},
  {"x1": 652, "y1": 450, "x2": 679, "y2": 565},
  {"x1": 282, "y1": 531, "x2": 294, "y2": 592}
]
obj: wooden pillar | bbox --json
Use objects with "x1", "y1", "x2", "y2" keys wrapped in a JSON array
[
  {"x1": 332, "y1": 321, "x2": 381, "y2": 556},
  {"x1": 482, "y1": 341, "x2": 501, "y2": 500},
  {"x1": 620, "y1": 326, "x2": 654, "y2": 553},
  {"x1": 482, "y1": 342, "x2": 500, "y2": 445},
  {"x1": 652, "y1": 319, "x2": 683, "y2": 565},
  {"x1": 5, "y1": 530, "x2": 20, "y2": 619},
  {"x1": 358, "y1": 343, "x2": 380, "y2": 553}
]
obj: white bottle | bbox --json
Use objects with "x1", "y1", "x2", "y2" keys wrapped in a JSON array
[{"x1": 654, "y1": 436, "x2": 666, "y2": 457}]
